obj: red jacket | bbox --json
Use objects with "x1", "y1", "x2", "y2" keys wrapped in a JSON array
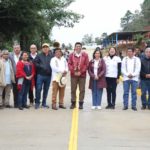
[
  {"x1": 16, "y1": 61, "x2": 35, "y2": 90},
  {"x1": 88, "y1": 59, "x2": 107, "y2": 89},
  {"x1": 68, "y1": 52, "x2": 89, "y2": 77}
]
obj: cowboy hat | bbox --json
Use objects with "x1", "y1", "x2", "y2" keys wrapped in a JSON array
[{"x1": 58, "y1": 76, "x2": 67, "y2": 87}]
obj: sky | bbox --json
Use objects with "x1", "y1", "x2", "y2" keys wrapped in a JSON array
[{"x1": 52, "y1": 0, "x2": 144, "y2": 45}]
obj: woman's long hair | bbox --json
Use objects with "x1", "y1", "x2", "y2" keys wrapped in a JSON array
[{"x1": 93, "y1": 49, "x2": 102, "y2": 59}]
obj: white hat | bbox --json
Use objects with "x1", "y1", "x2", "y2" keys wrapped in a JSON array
[
  {"x1": 58, "y1": 76, "x2": 67, "y2": 87},
  {"x1": 42, "y1": 43, "x2": 49, "y2": 48}
]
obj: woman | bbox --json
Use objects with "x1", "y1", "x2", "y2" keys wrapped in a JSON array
[
  {"x1": 16, "y1": 52, "x2": 35, "y2": 110},
  {"x1": 103, "y1": 47, "x2": 121, "y2": 109},
  {"x1": 88, "y1": 49, "x2": 107, "y2": 109}
]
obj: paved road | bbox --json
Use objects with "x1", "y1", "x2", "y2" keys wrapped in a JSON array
[
  {"x1": 0, "y1": 50, "x2": 150, "y2": 150},
  {"x1": 0, "y1": 81, "x2": 150, "y2": 150}
]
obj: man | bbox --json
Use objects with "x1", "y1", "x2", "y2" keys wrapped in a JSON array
[
  {"x1": 122, "y1": 48, "x2": 141, "y2": 111},
  {"x1": 34, "y1": 43, "x2": 53, "y2": 109},
  {"x1": 52, "y1": 41, "x2": 60, "y2": 54},
  {"x1": 68, "y1": 42, "x2": 89, "y2": 109},
  {"x1": 50, "y1": 48, "x2": 68, "y2": 110},
  {"x1": 29, "y1": 44, "x2": 37, "y2": 106},
  {"x1": 140, "y1": 47, "x2": 150, "y2": 110},
  {"x1": 0, "y1": 50, "x2": 15, "y2": 109},
  {"x1": 63, "y1": 47, "x2": 70, "y2": 61},
  {"x1": 134, "y1": 47, "x2": 141, "y2": 58},
  {"x1": 9, "y1": 44, "x2": 22, "y2": 108}
]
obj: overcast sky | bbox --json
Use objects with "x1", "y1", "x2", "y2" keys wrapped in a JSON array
[{"x1": 52, "y1": 0, "x2": 144, "y2": 45}]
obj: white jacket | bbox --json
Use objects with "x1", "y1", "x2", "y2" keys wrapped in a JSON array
[
  {"x1": 121, "y1": 56, "x2": 141, "y2": 81},
  {"x1": 50, "y1": 56, "x2": 68, "y2": 81}
]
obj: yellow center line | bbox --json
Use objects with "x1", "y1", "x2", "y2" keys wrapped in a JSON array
[{"x1": 68, "y1": 88, "x2": 79, "y2": 150}]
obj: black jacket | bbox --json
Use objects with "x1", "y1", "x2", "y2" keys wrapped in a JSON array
[
  {"x1": 140, "y1": 56, "x2": 150, "y2": 80},
  {"x1": 34, "y1": 52, "x2": 53, "y2": 76}
]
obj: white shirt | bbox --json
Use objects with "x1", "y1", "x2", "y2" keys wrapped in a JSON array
[
  {"x1": 4, "y1": 60, "x2": 11, "y2": 84},
  {"x1": 121, "y1": 56, "x2": 141, "y2": 81},
  {"x1": 74, "y1": 51, "x2": 82, "y2": 57},
  {"x1": 104, "y1": 56, "x2": 121, "y2": 78},
  {"x1": 94, "y1": 59, "x2": 99, "y2": 77},
  {"x1": 50, "y1": 56, "x2": 68, "y2": 81},
  {"x1": 14, "y1": 53, "x2": 21, "y2": 64},
  {"x1": 30, "y1": 53, "x2": 37, "y2": 59}
]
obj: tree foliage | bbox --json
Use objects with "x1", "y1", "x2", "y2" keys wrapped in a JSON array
[
  {"x1": 0, "y1": 0, "x2": 83, "y2": 50},
  {"x1": 120, "y1": 0, "x2": 150, "y2": 32},
  {"x1": 82, "y1": 34, "x2": 93, "y2": 45},
  {"x1": 121, "y1": 10, "x2": 133, "y2": 31}
]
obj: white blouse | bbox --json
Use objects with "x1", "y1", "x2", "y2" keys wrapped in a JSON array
[{"x1": 94, "y1": 59, "x2": 100, "y2": 77}]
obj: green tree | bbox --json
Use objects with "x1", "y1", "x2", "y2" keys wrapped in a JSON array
[
  {"x1": 95, "y1": 37, "x2": 102, "y2": 45},
  {"x1": 121, "y1": 10, "x2": 133, "y2": 31},
  {"x1": 101, "y1": 32, "x2": 108, "y2": 38},
  {"x1": 141, "y1": 0, "x2": 150, "y2": 25},
  {"x1": 67, "y1": 43, "x2": 73, "y2": 50},
  {"x1": 82, "y1": 34, "x2": 93, "y2": 45},
  {"x1": 0, "y1": 0, "x2": 83, "y2": 50},
  {"x1": 120, "y1": 0, "x2": 150, "y2": 32}
]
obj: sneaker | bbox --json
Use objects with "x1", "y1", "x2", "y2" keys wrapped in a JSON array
[
  {"x1": 148, "y1": 106, "x2": 150, "y2": 110},
  {"x1": 23, "y1": 105, "x2": 30, "y2": 109},
  {"x1": 52, "y1": 106, "x2": 58, "y2": 110},
  {"x1": 79, "y1": 105, "x2": 83, "y2": 109},
  {"x1": 0, "y1": 105, "x2": 4, "y2": 109},
  {"x1": 79, "y1": 102, "x2": 83, "y2": 109},
  {"x1": 30, "y1": 103, "x2": 34, "y2": 107},
  {"x1": 35, "y1": 104, "x2": 40, "y2": 109},
  {"x1": 141, "y1": 105, "x2": 146, "y2": 110},
  {"x1": 110, "y1": 105, "x2": 115, "y2": 109},
  {"x1": 97, "y1": 106, "x2": 102, "y2": 110},
  {"x1": 18, "y1": 107, "x2": 24, "y2": 110},
  {"x1": 91, "y1": 106, "x2": 96, "y2": 110},
  {"x1": 105, "y1": 105, "x2": 111, "y2": 109},
  {"x1": 42, "y1": 105, "x2": 49, "y2": 109},
  {"x1": 132, "y1": 107, "x2": 137, "y2": 111},
  {"x1": 5, "y1": 105, "x2": 13, "y2": 108},
  {"x1": 59, "y1": 105, "x2": 66, "y2": 109},
  {"x1": 70, "y1": 103, "x2": 76, "y2": 109},
  {"x1": 123, "y1": 106, "x2": 128, "y2": 110}
]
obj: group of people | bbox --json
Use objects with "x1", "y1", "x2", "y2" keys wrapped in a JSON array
[{"x1": 0, "y1": 41, "x2": 150, "y2": 111}]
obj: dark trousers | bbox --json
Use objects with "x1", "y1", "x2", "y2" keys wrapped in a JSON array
[
  {"x1": 35, "y1": 74, "x2": 51, "y2": 106},
  {"x1": 28, "y1": 75, "x2": 37, "y2": 104},
  {"x1": 12, "y1": 82, "x2": 18, "y2": 107},
  {"x1": 141, "y1": 80, "x2": 150, "y2": 106},
  {"x1": 18, "y1": 82, "x2": 30, "y2": 107},
  {"x1": 106, "y1": 77, "x2": 117, "y2": 107},
  {"x1": 71, "y1": 77, "x2": 86, "y2": 103}
]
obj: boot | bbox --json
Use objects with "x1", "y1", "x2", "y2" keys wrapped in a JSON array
[
  {"x1": 79, "y1": 102, "x2": 83, "y2": 109},
  {"x1": 52, "y1": 104, "x2": 58, "y2": 110},
  {"x1": 70, "y1": 101, "x2": 76, "y2": 109}
]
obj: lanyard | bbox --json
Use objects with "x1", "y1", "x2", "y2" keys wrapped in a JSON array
[
  {"x1": 125, "y1": 57, "x2": 136, "y2": 73},
  {"x1": 73, "y1": 52, "x2": 82, "y2": 70}
]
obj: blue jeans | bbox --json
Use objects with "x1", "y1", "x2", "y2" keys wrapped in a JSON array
[
  {"x1": 35, "y1": 74, "x2": 51, "y2": 106},
  {"x1": 141, "y1": 80, "x2": 150, "y2": 106},
  {"x1": 92, "y1": 80, "x2": 103, "y2": 106},
  {"x1": 18, "y1": 82, "x2": 30, "y2": 107},
  {"x1": 123, "y1": 80, "x2": 138, "y2": 108}
]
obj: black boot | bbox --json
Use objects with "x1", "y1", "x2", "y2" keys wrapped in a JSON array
[
  {"x1": 70, "y1": 101, "x2": 76, "y2": 109},
  {"x1": 79, "y1": 102, "x2": 83, "y2": 109},
  {"x1": 141, "y1": 105, "x2": 146, "y2": 110}
]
